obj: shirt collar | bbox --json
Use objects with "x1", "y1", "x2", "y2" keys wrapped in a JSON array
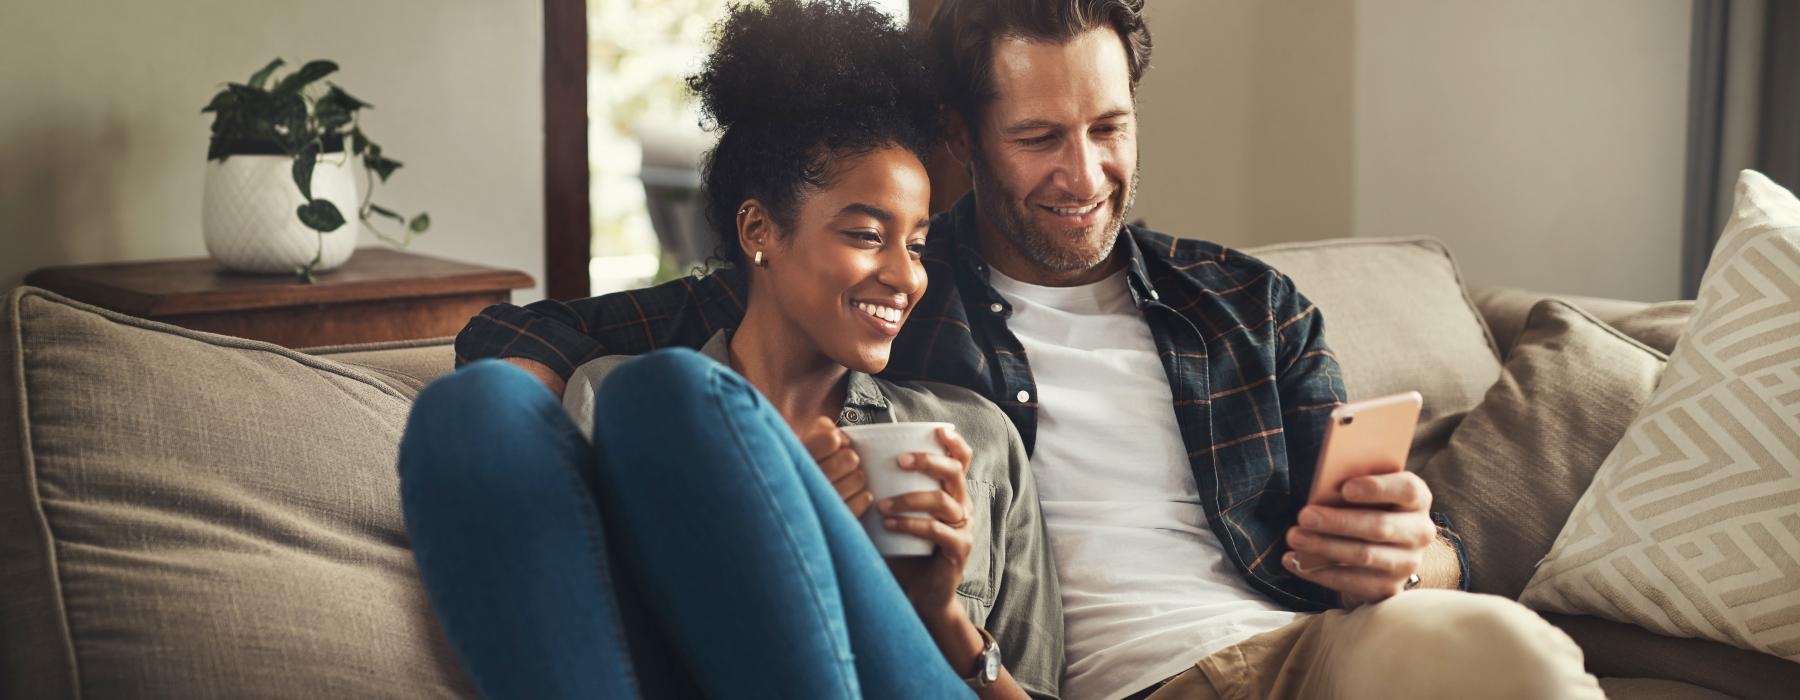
[
  {"x1": 939, "y1": 192, "x2": 1163, "y2": 306},
  {"x1": 699, "y1": 330, "x2": 889, "y2": 411}
]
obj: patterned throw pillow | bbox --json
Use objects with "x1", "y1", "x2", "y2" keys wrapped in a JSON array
[{"x1": 1519, "y1": 170, "x2": 1800, "y2": 661}]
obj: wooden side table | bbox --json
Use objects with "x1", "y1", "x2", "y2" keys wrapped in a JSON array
[{"x1": 25, "y1": 248, "x2": 535, "y2": 349}]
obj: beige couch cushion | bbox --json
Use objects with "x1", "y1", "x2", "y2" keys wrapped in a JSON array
[
  {"x1": 1521, "y1": 169, "x2": 1800, "y2": 662},
  {"x1": 1419, "y1": 300, "x2": 1668, "y2": 599},
  {"x1": 0, "y1": 287, "x2": 472, "y2": 699},
  {"x1": 1471, "y1": 286, "x2": 1693, "y2": 358},
  {"x1": 1247, "y1": 238, "x2": 1502, "y2": 467}
]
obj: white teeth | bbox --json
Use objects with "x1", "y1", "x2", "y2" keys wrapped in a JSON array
[
  {"x1": 1049, "y1": 202, "x2": 1101, "y2": 216},
  {"x1": 855, "y1": 302, "x2": 901, "y2": 323}
]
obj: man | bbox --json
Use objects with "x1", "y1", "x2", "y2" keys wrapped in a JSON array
[{"x1": 457, "y1": 1, "x2": 1603, "y2": 697}]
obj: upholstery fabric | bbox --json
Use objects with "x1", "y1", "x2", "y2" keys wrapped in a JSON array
[
  {"x1": 1521, "y1": 170, "x2": 1800, "y2": 661},
  {"x1": 1420, "y1": 300, "x2": 1668, "y2": 599},
  {"x1": 1547, "y1": 613, "x2": 1800, "y2": 700},
  {"x1": 0, "y1": 287, "x2": 474, "y2": 699}
]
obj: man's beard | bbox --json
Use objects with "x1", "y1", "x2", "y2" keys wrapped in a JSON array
[{"x1": 970, "y1": 151, "x2": 1139, "y2": 275}]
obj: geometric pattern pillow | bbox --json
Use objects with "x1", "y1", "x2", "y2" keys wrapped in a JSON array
[{"x1": 1520, "y1": 170, "x2": 1800, "y2": 662}]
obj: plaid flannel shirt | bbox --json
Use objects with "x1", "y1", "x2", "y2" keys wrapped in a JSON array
[{"x1": 455, "y1": 194, "x2": 1470, "y2": 610}]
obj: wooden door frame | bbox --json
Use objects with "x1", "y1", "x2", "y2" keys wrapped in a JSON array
[{"x1": 543, "y1": 0, "x2": 589, "y2": 301}]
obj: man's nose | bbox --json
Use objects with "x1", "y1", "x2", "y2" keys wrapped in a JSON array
[{"x1": 1054, "y1": 137, "x2": 1106, "y2": 201}]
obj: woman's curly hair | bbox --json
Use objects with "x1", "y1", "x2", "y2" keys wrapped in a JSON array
[{"x1": 688, "y1": 0, "x2": 940, "y2": 266}]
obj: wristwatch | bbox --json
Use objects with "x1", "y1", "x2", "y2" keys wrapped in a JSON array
[{"x1": 963, "y1": 627, "x2": 1002, "y2": 689}]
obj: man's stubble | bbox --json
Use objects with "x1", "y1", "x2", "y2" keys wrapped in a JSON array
[{"x1": 969, "y1": 147, "x2": 1141, "y2": 276}]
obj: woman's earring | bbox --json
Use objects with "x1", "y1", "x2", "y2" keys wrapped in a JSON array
[{"x1": 753, "y1": 250, "x2": 766, "y2": 267}]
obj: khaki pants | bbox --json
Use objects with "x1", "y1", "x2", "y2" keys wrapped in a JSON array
[{"x1": 1144, "y1": 590, "x2": 1605, "y2": 700}]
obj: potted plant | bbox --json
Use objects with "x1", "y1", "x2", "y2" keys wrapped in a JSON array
[{"x1": 201, "y1": 58, "x2": 430, "y2": 282}]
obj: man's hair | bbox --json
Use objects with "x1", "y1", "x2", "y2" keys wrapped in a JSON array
[{"x1": 927, "y1": 0, "x2": 1153, "y2": 122}]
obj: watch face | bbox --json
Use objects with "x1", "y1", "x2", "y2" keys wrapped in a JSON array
[{"x1": 983, "y1": 647, "x2": 1001, "y2": 681}]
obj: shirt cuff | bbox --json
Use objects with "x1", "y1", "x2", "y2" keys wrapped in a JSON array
[{"x1": 1430, "y1": 510, "x2": 1472, "y2": 592}]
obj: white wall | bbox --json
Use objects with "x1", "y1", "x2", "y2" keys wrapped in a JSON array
[
  {"x1": 0, "y1": 0, "x2": 545, "y2": 299},
  {"x1": 1354, "y1": 0, "x2": 1691, "y2": 301},
  {"x1": 1136, "y1": 0, "x2": 1693, "y2": 302}
]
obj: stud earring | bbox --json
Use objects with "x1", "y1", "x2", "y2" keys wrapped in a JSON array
[
  {"x1": 738, "y1": 207, "x2": 749, "y2": 216},
  {"x1": 753, "y1": 250, "x2": 766, "y2": 267}
]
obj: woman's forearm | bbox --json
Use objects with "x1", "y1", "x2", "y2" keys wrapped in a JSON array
[{"x1": 921, "y1": 609, "x2": 1031, "y2": 700}]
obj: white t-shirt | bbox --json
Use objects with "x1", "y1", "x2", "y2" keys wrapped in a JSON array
[{"x1": 989, "y1": 267, "x2": 1303, "y2": 700}]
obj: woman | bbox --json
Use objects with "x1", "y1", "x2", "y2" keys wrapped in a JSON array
[{"x1": 396, "y1": 1, "x2": 1060, "y2": 698}]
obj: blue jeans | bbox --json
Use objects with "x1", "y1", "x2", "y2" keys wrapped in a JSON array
[{"x1": 397, "y1": 350, "x2": 970, "y2": 699}]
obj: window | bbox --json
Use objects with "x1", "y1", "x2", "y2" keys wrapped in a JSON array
[{"x1": 584, "y1": 0, "x2": 908, "y2": 295}]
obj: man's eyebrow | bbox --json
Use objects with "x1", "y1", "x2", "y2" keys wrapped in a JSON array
[
  {"x1": 1002, "y1": 110, "x2": 1134, "y2": 134},
  {"x1": 1001, "y1": 119, "x2": 1060, "y2": 135}
]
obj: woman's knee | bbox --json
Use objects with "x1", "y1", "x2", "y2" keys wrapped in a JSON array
[
  {"x1": 595, "y1": 348, "x2": 751, "y2": 426},
  {"x1": 401, "y1": 359, "x2": 568, "y2": 483}
]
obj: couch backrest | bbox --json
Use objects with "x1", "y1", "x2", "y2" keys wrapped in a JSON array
[{"x1": 0, "y1": 288, "x2": 474, "y2": 699}]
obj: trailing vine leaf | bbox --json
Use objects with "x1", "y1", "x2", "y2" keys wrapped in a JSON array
[
  {"x1": 350, "y1": 127, "x2": 369, "y2": 154},
  {"x1": 273, "y1": 60, "x2": 338, "y2": 95},
  {"x1": 367, "y1": 203, "x2": 405, "y2": 223},
  {"x1": 291, "y1": 142, "x2": 318, "y2": 200},
  {"x1": 248, "y1": 58, "x2": 285, "y2": 90},
  {"x1": 296, "y1": 199, "x2": 347, "y2": 232},
  {"x1": 294, "y1": 237, "x2": 323, "y2": 283},
  {"x1": 408, "y1": 212, "x2": 431, "y2": 233},
  {"x1": 367, "y1": 155, "x2": 402, "y2": 183},
  {"x1": 321, "y1": 83, "x2": 370, "y2": 111}
]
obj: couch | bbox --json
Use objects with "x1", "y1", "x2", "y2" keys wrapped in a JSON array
[{"x1": 3, "y1": 237, "x2": 1795, "y2": 699}]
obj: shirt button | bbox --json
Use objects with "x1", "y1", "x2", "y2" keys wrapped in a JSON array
[
  {"x1": 841, "y1": 407, "x2": 863, "y2": 424},
  {"x1": 989, "y1": 303, "x2": 1004, "y2": 314},
  {"x1": 1150, "y1": 289, "x2": 1161, "y2": 300},
  {"x1": 1015, "y1": 389, "x2": 1031, "y2": 403}
]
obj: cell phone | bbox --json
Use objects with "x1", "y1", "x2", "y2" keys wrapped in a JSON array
[{"x1": 1307, "y1": 391, "x2": 1423, "y2": 506}]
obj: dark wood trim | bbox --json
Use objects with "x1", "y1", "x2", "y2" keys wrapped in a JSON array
[
  {"x1": 1758, "y1": 1, "x2": 1800, "y2": 193},
  {"x1": 544, "y1": 0, "x2": 590, "y2": 301},
  {"x1": 24, "y1": 249, "x2": 533, "y2": 316},
  {"x1": 1681, "y1": 0, "x2": 1731, "y2": 300}
]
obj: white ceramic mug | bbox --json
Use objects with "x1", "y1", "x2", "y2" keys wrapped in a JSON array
[{"x1": 839, "y1": 421, "x2": 953, "y2": 557}]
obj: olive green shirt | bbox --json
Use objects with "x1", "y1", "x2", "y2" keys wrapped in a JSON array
[{"x1": 564, "y1": 330, "x2": 1064, "y2": 699}]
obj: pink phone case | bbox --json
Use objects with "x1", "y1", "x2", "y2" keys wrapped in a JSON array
[{"x1": 1307, "y1": 391, "x2": 1423, "y2": 506}]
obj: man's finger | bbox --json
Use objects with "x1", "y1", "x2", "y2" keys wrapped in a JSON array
[
  {"x1": 1282, "y1": 552, "x2": 1407, "y2": 602},
  {"x1": 1300, "y1": 505, "x2": 1436, "y2": 547},
  {"x1": 1286, "y1": 527, "x2": 1419, "y2": 574},
  {"x1": 1340, "y1": 472, "x2": 1432, "y2": 511}
]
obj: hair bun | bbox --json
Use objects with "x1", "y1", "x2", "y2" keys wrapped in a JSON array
[{"x1": 689, "y1": 0, "x2": 933, "y2": 135}]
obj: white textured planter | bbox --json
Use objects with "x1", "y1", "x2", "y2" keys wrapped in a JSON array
[{"x1": 203, "y1": 152, "x2": 360, "y2": 274}]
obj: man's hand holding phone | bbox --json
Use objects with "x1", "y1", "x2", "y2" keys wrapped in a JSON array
[{"x1": 1281, "y1": 392, "x2": 1447, "y2": 605}]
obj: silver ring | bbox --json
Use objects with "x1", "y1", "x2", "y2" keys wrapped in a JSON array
[{"x1": 1403, "y1": 573, "x2": 1422, "y2": 591}]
